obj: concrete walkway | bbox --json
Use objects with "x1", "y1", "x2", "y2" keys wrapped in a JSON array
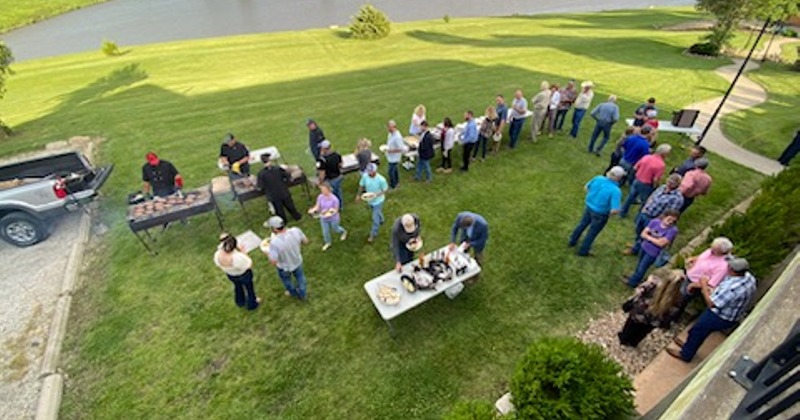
[{"x1": 688, "y1": 59, "x2": 784, "y2": 176}]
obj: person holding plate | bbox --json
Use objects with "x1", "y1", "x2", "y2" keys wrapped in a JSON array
[
  {"x1": 391, "y1": 213, "x2": 421, "y2": 271},
  {"x1": 307, "y1": 183, "x2": 347, "y2": 251},
  {"x1": 449, "y1": 211, "x2": 489, "y2": 265},
  {"x1": 355, "y1": 163, "x2": 388, "y2": 243}
]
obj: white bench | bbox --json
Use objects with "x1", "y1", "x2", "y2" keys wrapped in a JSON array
[{"x1": 625, "y1": 119, "x2": 702, "y2": 136}]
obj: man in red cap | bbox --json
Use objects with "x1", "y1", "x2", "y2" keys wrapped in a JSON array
[{"x1": 142, "y1": 152, "x2": 183, "y2": 197}]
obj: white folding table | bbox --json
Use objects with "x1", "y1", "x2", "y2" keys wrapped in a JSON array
[
  {"x1": 363, "y1": 245, "x2": 481, "y2": 335},
  {"x1": 624, "y1": 119, "x2": 702, "y2": 137}
]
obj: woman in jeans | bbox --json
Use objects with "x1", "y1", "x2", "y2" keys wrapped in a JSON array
[
  {"x1": 618, "y1": 268, "x2": 683, "y2": 347},
  {"x1": 307, "y1": 183, "x2": 347, "y2": 251},
  {"x1": 624, "y1": 209, "x2": 679, "y2": 288},
  {"x1": 437, "y1": 117, "x2": 455, "y2": 173},
  {"x1": 473, "y1": 106, "x2": 498, "y2": 161},
  {"x1": 213, "y1": 235, "x2": 260, "y2": 310}
]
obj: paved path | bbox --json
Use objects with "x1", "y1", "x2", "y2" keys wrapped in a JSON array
[
  {"x1": 689, "y1": 59, "x2": 784, "y2": 176},
  {"x1": 2, "y1": 0, "x2": 693, "y2": 61}
]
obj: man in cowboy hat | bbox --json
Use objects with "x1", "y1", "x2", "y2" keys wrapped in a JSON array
[{"x1": 570, "y1": 81, "x2": 595, "y2": 138}]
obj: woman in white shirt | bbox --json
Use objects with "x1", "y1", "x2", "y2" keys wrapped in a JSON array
[
  {"x1": 408, "y1": 104, "x2": 426, "y2": 136},
  {"x1": 546, "y1": 84, "x2": 561, "y2": 137},
  {"x1": 214, "y1": 235, "x2": 261, "y2": 310},
  {"x1": 437, "y1": 117, "x2": 455, "y2": 173}
]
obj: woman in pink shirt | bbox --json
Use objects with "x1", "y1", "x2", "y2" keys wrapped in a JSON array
[{"x1": 307, "y1": 183, "x2": 347, "y2": 251}]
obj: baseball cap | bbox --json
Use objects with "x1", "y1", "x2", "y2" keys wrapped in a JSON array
[
  {"x1": 608, "y1": 166, "x2": 626, "y2": 178},
  {"x1": 264, "y1": 216, "x2": 285, "y2": 230},
  {"x1": 366, "y1": 163, "x2": 377, "y2": 173},
  {"x1": 319, "y1": 140, "x2": 331, "y2": 149},
  {"x1": 224, "y1": 133, "x2": 235, "y2": 143},
  {"x1": 401, "y1": 214, "x2": 416, "y2": 234},
  {"x1": 146, "y1": 152, "x2": 159, "y2": 165}
]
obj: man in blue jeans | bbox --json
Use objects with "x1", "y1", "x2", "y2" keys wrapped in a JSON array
[
  {"x1": 667, "y1": 258, "x2": 756, "y2": 362},
  {"x1": 266, "y1": 216, "x2": 310, "y2": 300},
  {"x1": 568, "y1": 166, "x2": 625, "y2": 256},
  {"x1": 316, "y1": 140, "x2": 344, "y2": 210},
  {"x1": 507, "y1": 89, "x2": 528, "y2": 149},
  {"x1": 356, "y1": 163, "x2": 388, "y2": 243},
  {"x1": 415, "y1": 121, "x2": 435, "y2": 182},
  {"x1": 384, "y1": 120, "x2": 405, "y2": 189},
  {"x1": 587, "y1": 95, "x2": 620, "y2": 155}
]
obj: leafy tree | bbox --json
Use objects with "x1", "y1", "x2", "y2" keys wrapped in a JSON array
[
  {"x1": 349, "y1": 4, "x2": 391, "y2": 40},
  {"x1": 695, "y1": 0, "x2": 800, "y2": 54},
  {"x1": 0, "y1": 42, "x2": 13, "y2": 136}
]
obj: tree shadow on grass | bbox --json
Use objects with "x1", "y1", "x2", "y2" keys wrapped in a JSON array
[
  {"x1": 493, "y1": 8, "x2": 702, "y2": 30},
  {"x1": 54, "y1": 63, "x2": 148, "y2": 110}
]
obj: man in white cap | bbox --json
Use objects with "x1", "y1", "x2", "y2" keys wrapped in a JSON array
[
  {"x1": 266, "y1": 216, "x2": 310, "y2": 300},
  {"x1": 391, "y1": 213, "x2": 421, "y2": 271},
  {"x1": 668, "y1": 257, "x2": 756, "y2": 362},
  {"x1": 568, "y1": 166, "x2": 625, "y2": 256},
  {"x1": 355, "y1": 163, "x2": 388, "y2": 243},
  {"x1": 570, "y1": 81, "x2": 594, "y2": 138},
  {"x1": 316, "y1": 140, "x2": 344, "y2": 209}
]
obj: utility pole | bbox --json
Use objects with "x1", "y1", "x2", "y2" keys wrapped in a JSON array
[{"x1": 696, "y1": 18, "x2": 771, "y2": 146}]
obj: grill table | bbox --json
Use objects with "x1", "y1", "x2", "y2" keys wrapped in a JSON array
[
  {"x1": 363, "y1": 245, "x2": 481, "y2": 335},
  {"x1": 127, "y1": 185, "x2": 223, "y2": 255},
  {"x1": 229, "y1": 165, "x2": 311, "y2": 214}
]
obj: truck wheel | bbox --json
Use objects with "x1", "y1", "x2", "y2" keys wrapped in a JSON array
[{"x1": 0, "y1": 212, "x2": 48, "y2": 247}]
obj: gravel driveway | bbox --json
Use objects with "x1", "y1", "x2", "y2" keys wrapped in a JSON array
[{"x1": 0, "y1": 212, "x2": 82, "y2": 419}]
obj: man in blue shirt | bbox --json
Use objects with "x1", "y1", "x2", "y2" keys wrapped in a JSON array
[
  {"x1": 460, "y1": 111, "x2": 479, "y2": 172},
  {"x1": 449, "y1": 211, "x2": 489, "y2": 265},
  {"x1": 588, "y1": 95, "x2": 620, "y2": 155},
  {"x1": 568, "y1": 166, "x2": 625, "y2": 256},
  {"x1": 668, "y1": 258, "x2": 756, "y2": 362},
  {"x1": 495, "y1": 94, "x2": 508, "y2": 136},
  {"x1": 356, "y1": 163, "x2": 389, "y2": 243},
  {"x1": 384, "y1": 120, "x2": 405, "y2": 190},
  {"x1": 620, "y1": 129, "x2": 651, "y2": 185},
  {"x1": 508, "y1": 89, "x2": 528, "y2": 149}
]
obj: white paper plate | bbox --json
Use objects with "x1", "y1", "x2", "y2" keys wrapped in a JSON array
[
  {"x1": 406, "y1": 238, "x2": 423, "y2": 252},
  {"x1": 361, "y1": 192, "x2": 376, "y2": 201}
]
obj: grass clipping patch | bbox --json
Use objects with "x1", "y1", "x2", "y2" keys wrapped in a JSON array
[{"x1": 349, "y1": 4, "x2": 390, "y2": 40}]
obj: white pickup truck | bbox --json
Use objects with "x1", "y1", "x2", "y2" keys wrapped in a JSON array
[{"x1": 0, "y1": 151, "x2": 113, "y2": 247}]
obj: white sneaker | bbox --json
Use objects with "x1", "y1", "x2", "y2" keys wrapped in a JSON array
[
  {"x1": 322, "y1": 243, "x2": 331, "y2": 252},
  {"x1": 340, "y1": 231, "x2": 348, "y2": 241}
]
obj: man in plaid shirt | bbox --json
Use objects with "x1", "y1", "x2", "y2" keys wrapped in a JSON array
[
  {"x1": 624, "y1": 173, "x2": 684, "y2": 255},
  {"x1": 668, "y1": 258, "x2": 756, "y2": 362}
]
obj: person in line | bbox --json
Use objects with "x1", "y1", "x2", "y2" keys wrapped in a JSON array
[
  {"x1": 307, "y1": 183, "x2": 347, "y2": 251},
  {"x1": 777, "y1": 130, "x2": 800, "y2": 166},
  {"x1": 355, "y1": 163, "x2": 388, "y2": 243},
  {"x1": 623, "y1": 209, "x2": 680, "y2": 288},
  {"x1": 384, "y1": 120, "x2": 405, "y2": 190},
  {"x1": 604, "y1": 126, "x2": 636, "y2": 173},
  {"x1": 449, "y1": 211, "x2": 489, "y2": 265},
  {"x1": 460, "y1": 111, "x2": 479, "y2": 172},
  {"x1": 409, "y1": 104, "x2": 426, "y2": 137},
  {"x1": 677, "y1": 237, "x2": 734, "y2": 314},
  {"x1": 633, "y1": 97, "x2": 657, "y2": 127},
  {"x1": 508, "y1": 89, "x2": 528, "y2": 148},
  {"x1": 391, "y1": 213, "x2": 421, "y2": 272},
  {"x1": 667, "y1": 258, "x2": 756, "y2": 362},
  {"x1": 473, "y1": 106, "x2": 498, "y2": 161},
  {"x1": 554, "y1": 80, "x2": 577, "y2": 132},
  {"x1": 678, "y1": 158, "x2": 712, "y2": 213},
  {"x1": 414, "y1": 121, "x2": 435, "y2": 182},
  {"x1": 256, "y1": 154, "x2": 302, "y2": 222},
  {"x1": 494, "y1": 94, "x2": 508, "y2": 138},
  {"x1": 355, "y1": 138, "x2": 373, "y2": 176},
  {"x1": 568, "y1": 166, "x2": 625, "y2": 257},
  {"x1": 316, "y1": 140, "x2": 344, "y2": 210},
  {"x1": 672, "y1": 145, "x2": 707, "y2": 176},
  {"x1": 544, "y1": 83, "x2": 561, "y2": 138},
  {"x1": 587, "y1": 95, "x2": 620, "y2": 155},
  {"x1": 266, "y1": 216, "x2": 310, "y2": 300},
  {"x1": 529, "y1": 81, "x2": 550, "y2": 143},
  {"x1": 620, "y1": 144, "x2": 671, "y2": 218},
  {"x1": 618, "y1": 268, "x2": 683, "y2": 347},
  {"x1": 641, "y1": 125, "x2": 658, "y2": 150},
  {"x1": 570, "y1": 81, "x2": 594, "y2": 138},
  {"x1": 219, "y1": 133, "x2": 250, "y2": 179},
  {"x1": 307, "y1": 119, "x2": 326, "y2": 161},
  {"x1": 618, "y1": 127, "x2": 651, "y2": 185},
  {"x1": 437, "y1": 117, "x2": 455, "y2": 173},
  {"x1": 214, "y1": 234, "x2": 261, "y2": 310},
  {"x1": 142, "y1": 152, "x2": 183, "y2": 198},
  {"x1": 624, "y1": 174, "x2": 684, "y2": 256}
]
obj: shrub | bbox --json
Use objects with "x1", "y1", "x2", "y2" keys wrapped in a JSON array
[
  {"x1": 688, "y1": 42, "x2": 720, "y2": 56},
  {"x1": 707, "y1": 164, "x2": 800, "y2": 278},
  {"x1": 780, "y1": 28, "x2": 797, "y2": 38},
  {"x1": 101, "y1": 39, "x2": 120, "y2": 56},
  {"x1": 443, "y1": 399, "x2": 498, "y2": 420},
  {"x1": 443, "y1": 14, "x2": 451, "y2": 24},
  {"x1": 349, "y1": 4, "x2": 391, "y2": 40},
  {"x1": 510, "y1": 337, "x2": 634, "y2": 420},
  {"x1": 794, "y1": 46, "x2": 800, "y2": 71}
]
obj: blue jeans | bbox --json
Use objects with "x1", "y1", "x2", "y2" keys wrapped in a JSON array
[
  {"x1": 569, "y1": 207, "x2": 610, "y2": 256},
  {"x1": 680, "y1": 195, "x2": 695, "y2": 213},
  {"x1": 627, "y1": 250, "x2": 658, "y2": 287},
  {"x1": 415, "y1": 159, "x2": 432, "y2": 181},
  {"x1": 388, "y1": 162, "x2": 399, "y2": 189},
  {"x1": 554, "y1": 108, "x2": 569, "y2": 130},
  {"x1": 320, "y1": 218, "x2": 345, "y2": 244},
  {"x1": 679, "y1": 309, "x2": 736, "y2": 361},
  {"x1": 473, "y1": 135, "x2": 488, "y2": 159},
  {"x1": 226, "y1": 269, "x2": 259, "y2": 310},
  {"x1": 328, "y1": 176, "x2": 344, "y2": 210},
  {"x1": 509, "y1": 118, "x2": 524, "y2": 148},
  {"x1": 619, "y1": 159, "x2": 635, "y2": 186},
  {"x1": 630, "y1": 212, "x2": 652, "y2": 254},
  {"x1": 570, "y1": 108, "x2": 587, "y2": 138},
  {"x1": 588, "y1": 121, "x2": 613, "y2": 152},
  {"x1": 277, "y1": 266, "x2": 307, "y2": 299},
  {"x1": 370, "y1": 201, "x2": 384, "y2": 238},
  {"x1": 620, "y1": 180, "x2": 654, "y2": 218}
]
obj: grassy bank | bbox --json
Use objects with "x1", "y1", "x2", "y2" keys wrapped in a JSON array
[
  {"x1": 0, "y1": 0, "x2": 107, "y2": 33},
  {"x1": 0, "y1": 8, "x2": 766, "y2": 419}
]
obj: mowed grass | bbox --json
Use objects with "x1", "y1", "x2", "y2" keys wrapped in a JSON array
[
  {"x1": 0, "y1": 0, "x2": 106, "y2": 33},
  {"x1": 0, "y1": 9, "x2": 767, "y2": 419},
  {"x1": 720, "y1": 43, "x2": 800, "y2": 159}
]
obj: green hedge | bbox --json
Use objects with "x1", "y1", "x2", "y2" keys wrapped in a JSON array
[
  {"x1": 442, "y1": 400, "x2": 499, "y2": 420},
  {"x1": 708, "y1": 164, "x2": 800, "y2": 277}
]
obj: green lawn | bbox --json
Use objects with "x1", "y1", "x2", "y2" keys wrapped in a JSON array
[
  {"x1": 0, "y1": 0, "x2": 106, "y2": 33},
  {"x1": 0, "y1": 8, "x2": 767, "y2": 419}
]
